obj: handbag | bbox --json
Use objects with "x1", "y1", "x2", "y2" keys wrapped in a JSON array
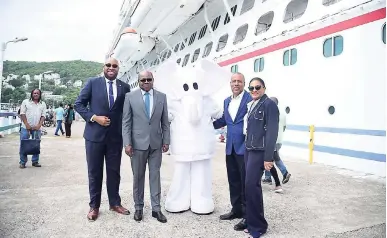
[{"x1": 20, "y1": 130, "x2": 41, "y2": 155}]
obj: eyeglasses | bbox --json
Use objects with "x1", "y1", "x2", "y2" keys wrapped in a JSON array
[
  {"x1": 105, "y1": 63, "x2": 118, "y2": 68},
  {"x1": 140, "y1": 78, "x2": 153, "y2": 83},
  {"x1": 248, "y1": 85, "x2": 262, "y2": 91}
]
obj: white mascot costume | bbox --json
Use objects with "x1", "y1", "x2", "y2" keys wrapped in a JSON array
[{"x1": 154, "y1": 59, "x2": 231, "y2": 214}]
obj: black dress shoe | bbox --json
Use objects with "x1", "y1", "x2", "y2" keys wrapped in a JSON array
[
  {"x1": 234, "y1": 218, "x2": 247, "y2": 231},
  {"x1": 134, "y1": 210, "x2": 143, "y2": 221},
  {"x1": 152, "y1": 211, "x2": 167, "y2": 223},
  {"x1": 220, "y1": 211, "x2": 243, "y2": 220},
  {"x1": 32, "y1": 162, "x2": 41, "y2": 167}
]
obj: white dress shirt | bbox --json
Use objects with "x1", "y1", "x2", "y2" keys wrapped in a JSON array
[
  {"x1": 243, "y1": 99, "x2": 260, "y2": 135},
  {"x1": 141, "y1": 89, "x2": 154, "y2": 115},
  {"x1": 105, "y1": 78, "x2": 117, "y2": 102},
  {"x1": 228, "y1": 91, "x2": 244, "y2": 121}
]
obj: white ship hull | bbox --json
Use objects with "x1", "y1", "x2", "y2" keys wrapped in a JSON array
[{"x1": 110, "y1": 0, "x2": 386, "y2": 177}]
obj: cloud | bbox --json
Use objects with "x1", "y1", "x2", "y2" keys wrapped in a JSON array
[{"x1": 0, "y1": 0, "x2": 123, "y2": 63}]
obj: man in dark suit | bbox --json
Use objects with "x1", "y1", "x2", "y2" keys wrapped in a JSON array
[
  {"x1": 213, "y1": 72, "x2": 252, "y2": 231},
  {"x1": 74, "y1": 57, "x2": 131, "y2": 221},
  {"x1": 122, "y1": 71, "x2": 170, "y2": 223}
]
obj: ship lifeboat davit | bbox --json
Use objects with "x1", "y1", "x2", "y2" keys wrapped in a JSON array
[
  {"x1": 130, "y1": 0, "x2": 207, "y2": 36},
  {"x1": 112, "y1": 27, "x2": 155, "y2": 66}
]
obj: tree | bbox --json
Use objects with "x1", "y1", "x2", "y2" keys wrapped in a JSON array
[
  {"x1": 1, "y1": 88, "x2": 13, "y2": 103},
  {"x1": 52, "y1": 87, "x2": 65, "y2": 95},
  {"x1": 9, "y1": 78, "x2": 25, "y2": 88},
  {"x1": 12, "y1": 88, "x2": 27, "y2": 103}
]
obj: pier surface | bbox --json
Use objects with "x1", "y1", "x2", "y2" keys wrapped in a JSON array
[{"x1": 0, "y1": 122, "x2": 385, "y2": 238}]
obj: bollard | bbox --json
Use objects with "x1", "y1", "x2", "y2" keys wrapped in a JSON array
[{"x1": 308, "y1": 125, "x2": 315, "y2": 164}]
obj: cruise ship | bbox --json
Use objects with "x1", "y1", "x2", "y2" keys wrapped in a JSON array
[{"x1": 107, "y1": 0, "x2": 386, "y2": 177}]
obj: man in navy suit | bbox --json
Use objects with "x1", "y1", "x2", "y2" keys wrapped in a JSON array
[
  {"x1": 75, "y1": 57, "x2": 131, "y2": 221},
  {"x1": 213, "y1": 72, "x2": 252, "y2": 231}
]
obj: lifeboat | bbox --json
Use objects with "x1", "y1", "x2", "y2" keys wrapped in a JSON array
[
  {"x1": 129, "y1": 0, "x2": 207, "y2": 36},
  {"x1": 111, "y1": 27, "x2": 156, "y2": 67}
]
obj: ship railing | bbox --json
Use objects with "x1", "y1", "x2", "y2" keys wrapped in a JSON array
[{"x1": 0, "y1": 111, "x2": 20, "y2": 136}]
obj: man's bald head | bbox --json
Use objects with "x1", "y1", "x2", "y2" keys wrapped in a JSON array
[
  {"x1": 105, "y1": 57, "x2": 119, "y2": 65},
  {"x1": 230, "y1": 72, "x2": 245, "y2": 97},
  {"x1": 103, "y1": 57, "x2": 119, "y2": 80},
  {"x1": 138, "y1": 70, "x2": 154, "y2": 92},
  {"x1": 270, "y1": 97, "x2": 278, "y2": 105},
  {"x1": 138, "y1": 71, "x2": 153, "y2": 80}
]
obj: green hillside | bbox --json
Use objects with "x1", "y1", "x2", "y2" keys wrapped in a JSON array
[
  {"x1": 1, "y1": 60, "x2": 103, "y2": 104},
  {"x1": 3, "y1": 60, "x2": 103, "y2": 83}
]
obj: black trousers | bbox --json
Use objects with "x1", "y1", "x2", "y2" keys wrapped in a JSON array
[
  {"x1": 244, "y1": 149, "x2": 268, "y2": 236},
  {"x1": 226, "y1": 146, "x2": 246, "y2": 216},
  {"x1": 64, "y1": 122, "x2": 72, "y2": 137},
  {"x1": 85, "y1": 139, "x2": 123, "y2": 208}
]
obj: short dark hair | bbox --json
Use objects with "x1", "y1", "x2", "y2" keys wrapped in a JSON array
[
  {"x1": 59, "y1": 103, "x2": 63, "y2": 107},
  {"x1": 30, "y1": 89, "x2": 42, "y2": 102},
  {"x1": 249, "y1": 77, "x2": 266, "y2": 88}
]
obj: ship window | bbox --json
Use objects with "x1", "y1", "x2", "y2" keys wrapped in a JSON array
[
  {"x1": 240, "y1": 0, "x2": 255, "y2": 15},
  {"x1": 323, "y1": 35, "x2": 343, "y2": 57},
  {"x1": 192, "y1": 48, "x2": 201, "y2": 63},
  {"x1": 254, "y1": 57, "x2": 265, "y2": 72},
  {"x1": 234, "y1": 24, "x2": 249, "y2": 45},
  {"x1": 176, "y1": 58, "x2": 181, "y2": 65},
  {"x1": 231, "y1": 65, "x2": 238, "y2": 73},
  {"x1": 161, "y1": 51, "x2": 168, "y2": 62},
  {"x1": 188, "y1": 32, "x2": 197, "y2": 46},
  {"x1": 217, "y1": 34, "x2": 229, "y2": 52},
  {"x1": 383, "y1": 23, "x2": 386, "y2": 44},
  {"x1": 202, "y1": 42, "x2": 213, "y2": 58},
  {"x1": 166, "y1": 50, "x2": 172, "y2": 59},
  {"x1": 224, "y1": 5, "x2": 238, "y2": 25},
  {"x1": 255, "y1": 11, "x2": 274, "y2": 35},
  {"x1": 283, "y1": 48, "x2": 297, "y2": 66},
  {"x1": 322, "y1": 0, "x2": 342, "y2": 6},
  {"x1": 182, "y1": 54, "x2": 190, "y2": 67},
  {"x1": 198, "y1": 25, "x2": 208, "y2": 40},
  {"x1": 180, "y1": 42, "x2": 185, "y2": 50},
  {"x1": 211, "y1": 15, "x2": 221, "y2": 31},
  {"x1": 174, "y1": 43, "x2": 180, "y2": 52},
  {"x1": 284, "y1": 0, "x2": 309, "y2": 23}
]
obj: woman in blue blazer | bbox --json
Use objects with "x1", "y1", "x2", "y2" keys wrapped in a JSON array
[{"x1": 243, "y1": 77, "x2": 280, "y2": 238}]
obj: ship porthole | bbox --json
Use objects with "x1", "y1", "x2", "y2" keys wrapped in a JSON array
[
  {"x1": 285, "y1": 107, "x2": 290, "y2": 114},
  {"x1": 328, "y1": 106, "x2": 335, "y2": 115}
]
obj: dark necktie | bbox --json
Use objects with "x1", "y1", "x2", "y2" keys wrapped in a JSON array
[
  {"x1": 144, "y1": 92, "x2": 150, "y2": 119},
  {"x1": 108, "y1": 81, "x2": 114, "y2": 109}
]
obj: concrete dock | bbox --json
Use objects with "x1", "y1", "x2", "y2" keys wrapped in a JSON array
[{"x1": 0, "y1": 122, "x2": 385, "y2": 238}]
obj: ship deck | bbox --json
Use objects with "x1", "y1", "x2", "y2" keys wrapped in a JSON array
[{"x1": 0, "y1": 122, "x2": 385, "y2": 238}]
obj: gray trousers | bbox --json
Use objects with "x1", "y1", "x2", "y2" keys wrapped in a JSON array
[{"x1": 131, "y1": 146, "x2": 162, "y2": 212}]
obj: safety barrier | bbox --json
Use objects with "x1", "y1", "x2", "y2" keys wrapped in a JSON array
[
  {"x1": 284, "y1": 124, "x2": 386, "y2": 163},
  {"x1": 0, "y1": 111, "x2": 20, "y2": 136}
]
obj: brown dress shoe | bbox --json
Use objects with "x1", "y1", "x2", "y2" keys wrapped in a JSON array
[
  {"x1": 87, "y1": 208, "x2": 99, "y2": 221},
  {"x1": 109, "y1": 205, "x2": 130, "y2": 215}
]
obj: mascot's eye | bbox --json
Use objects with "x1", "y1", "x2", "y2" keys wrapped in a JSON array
[
  {"x1": 183, "y1": 83, "x2": 189, "y2": 91},
  {"x1": 193, "y1": 82, "x2": 198, "y2": 90}
]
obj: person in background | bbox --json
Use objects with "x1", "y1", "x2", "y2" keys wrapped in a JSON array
[
  {"x1": 213, "y1": 72, "x2": 251, "y2": 231},
  {"x1": 64, "y1": 104, "x2": 75, "y2": 138},
  {"x1": 54, "y1": 103, "x2": 65, "y2": 136},
  {"x1": 262, "y1": 97, "x2": 291, "y2": 185},
  {"x1": 19, "y1": 89, "x2": 47, "y2": 168},
  {"x1": 244, "y1": 77, "x2": 279, "y2": 238}
]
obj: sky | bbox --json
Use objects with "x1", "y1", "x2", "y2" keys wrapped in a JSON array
[{"x1": 0, "y1": 0, "x2": 123, "y2": 63}]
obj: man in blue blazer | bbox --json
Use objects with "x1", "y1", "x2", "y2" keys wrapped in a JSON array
[
  {"x1": 75, "y1": 57, "x2": 131, "y2": 221},
  {"x1": 213, "y1": 72, "x2": 252, "y2": 231}
]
